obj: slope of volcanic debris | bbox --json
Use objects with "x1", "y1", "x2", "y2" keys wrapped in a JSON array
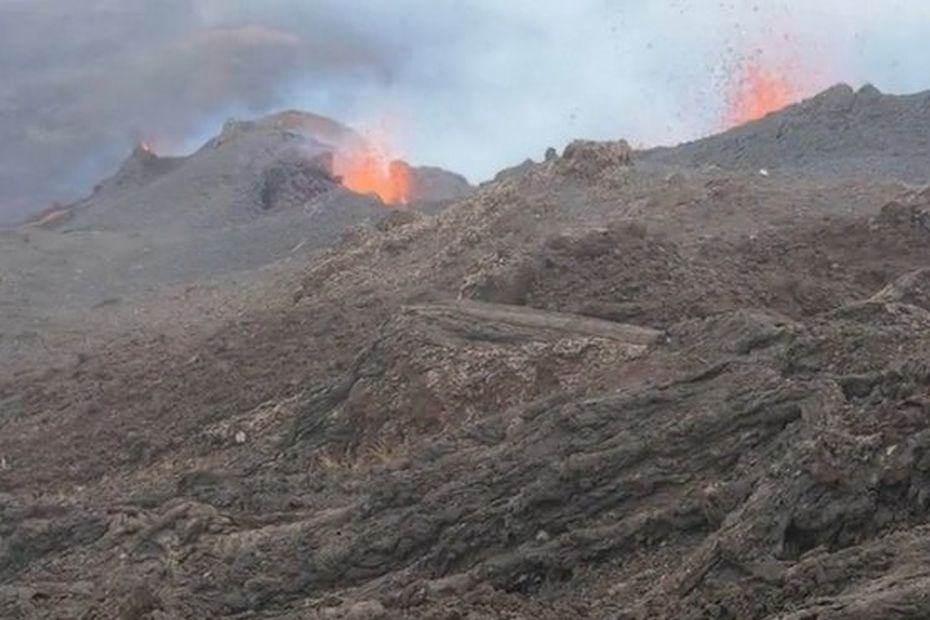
[
  {"x1": 645, "y1": 84, "x2": 930, "y2": 182},
  {"x1": 0, "y1": 110, "x2": 473, "y2": 374},
  {"x1": 6, "y1": 109, "x2": 473, "y2": 301},
  {"x1": 6, "y1": 86, "x2": 930, "y2": 619},
  {"x1": 73, "y1": 112, "x2": 358, "y2": 231},
  {"x1": 0, "y1": 112, "x2": 385, "y2": 310}
]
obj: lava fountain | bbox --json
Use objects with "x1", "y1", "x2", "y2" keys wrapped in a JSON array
[
  {"x1": 726, "y1": 62, "x2": 801, "y2": 126},
  {"x1": 334, "y1": 135, "x2": 411, "y2": 205}
]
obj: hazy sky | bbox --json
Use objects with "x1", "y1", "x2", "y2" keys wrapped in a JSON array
[{"x1": 2, "y1": 0, "x2": 930, "y2": 223}]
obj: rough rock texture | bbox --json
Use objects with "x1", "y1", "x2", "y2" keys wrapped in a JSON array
[
  {"x1": 291, "y1": 300, "x2": 661, "y2": 457},
  {"x1": 255, "y1": 152, "x2": 338, "y2": 212},
  {"x1": 6, "y1": 85, "x2": 930, "y2": 618},
  {"x1": 559, "y1": 139, "x2": 633, "y2": 179},
  {"x1": 397, "y1": 162, "x2": 474, "y2": 206}
]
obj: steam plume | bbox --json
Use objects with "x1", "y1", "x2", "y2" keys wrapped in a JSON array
[{"x1": 2, "y1": 1, "x2": 930, "y2": 224}]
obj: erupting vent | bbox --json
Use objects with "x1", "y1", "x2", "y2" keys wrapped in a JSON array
[
  {"x1": 333, "y1": 132, "x2": 411, "y2": 205},
  {"x1": 726, "y1": 62, "x2": 801, "y2": 126}
]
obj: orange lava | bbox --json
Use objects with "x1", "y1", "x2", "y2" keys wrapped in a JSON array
[
  {"x1": 335, "y1": 144, "x2": 410, "y2": 205},
  {"x1": 726, "y1": 64, "x2": 800, "y2": 126}
]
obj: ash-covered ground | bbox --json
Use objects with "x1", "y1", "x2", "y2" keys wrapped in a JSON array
[{"x1": 4, "y1": 84, "x2": 930, "y2": 618}]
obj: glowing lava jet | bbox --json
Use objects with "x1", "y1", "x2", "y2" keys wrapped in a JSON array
[
  {"x1": 726, "y1": 62, "x2": 801, "y2": 126},
  {"x1": 334, "y1": 140, "x2": 411, "y2": 206}
]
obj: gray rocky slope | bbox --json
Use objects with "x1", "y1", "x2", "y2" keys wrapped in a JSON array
[{"x1": 643, "y1": 83, "x2": 930, "y2": 182}]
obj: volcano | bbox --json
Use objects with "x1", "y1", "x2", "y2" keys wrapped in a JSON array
[
  {"x1": 0, "y1": 110, "x2": 473, "y2": 311},
  {"x1": 67, "y1": 110, "x2": 472, "y2": 233},
  {"x1": 5, "y1": 85, "x2": 930, "y2": 619}
]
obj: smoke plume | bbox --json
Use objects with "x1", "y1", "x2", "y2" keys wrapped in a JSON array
[
  {"x1": 2, "y1": 1, "x2": 930, "y2": 224},
  {"x1": 0, "y1": 0, "x2": 395, "y2": 223}
]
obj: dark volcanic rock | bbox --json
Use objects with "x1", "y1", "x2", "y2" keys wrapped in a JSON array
[
  {"x1": 398, "y1": 161, "x2": 474, "y2": 205},
  {"x1": 559, "y1": 139, "x2": 633, "y2": 178},
  {"x1": 256, "y1": 153, "x2": 338, "y2": 212},
  {"x1": 644, "y1": 83, "x2": 930, "y2": 181},
  {"x1": 12, "y1": 85, "x2": 930, "y2": 619}
]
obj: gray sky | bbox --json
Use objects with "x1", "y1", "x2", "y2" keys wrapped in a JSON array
[{"x1": 2, "y1": 0, "x2": 930, "y2": 223}]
